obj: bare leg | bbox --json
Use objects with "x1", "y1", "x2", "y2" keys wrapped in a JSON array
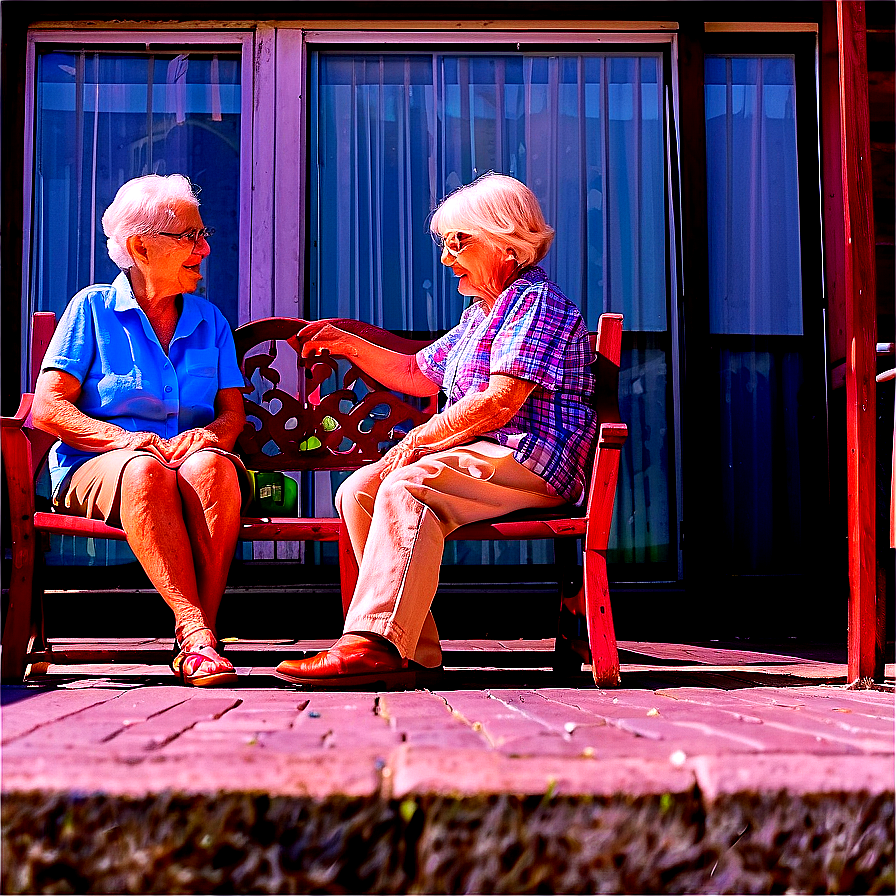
[
  {"x1": 175, "y1": 451, "x2": 241, "y2": 635},
  {"x1": 117, "y1": 455, "x2": 230, "y2": 675}
]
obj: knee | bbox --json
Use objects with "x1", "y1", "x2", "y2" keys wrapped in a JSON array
[
  {"x1": 336, "y1": 465, "x2": 380, "y2": 517},
  {"x1": 377, "y1": 467, "x2": 423, "y2": 507},
  {"x1": 121, "y1": 455, "x2": 178, "y2": 505},
  {"x1": 178, "y1": 451, "x2": 237, "y2": 491}
]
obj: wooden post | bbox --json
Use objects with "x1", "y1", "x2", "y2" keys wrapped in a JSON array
[{"x1": 833, "y1": 1, "x2": 880, "y2": 682}]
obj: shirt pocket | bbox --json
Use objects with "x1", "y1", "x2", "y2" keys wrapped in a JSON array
[
  {"x1": 184, "y1": 348, "x2": 219, "y2": 380},
  {"x1": 95, "y1": 370, "x2": 144, "y2": 415}
]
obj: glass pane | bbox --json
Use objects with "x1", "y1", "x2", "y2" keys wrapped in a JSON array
[
  {"x1": 309, "y1": 51, "x2": 666, "y2": 333},
  {"x1": 309, "y1": 50, "x2": 673, "y2": 571},
  {"x1": 714, "y1": 346, "x2": 804, "y2": 574},
  {"x1": 705, "y1": 55, "x2": 807, "y2": 575},
  {"x1": 32, "y1": 50, "x2": 242, "y2": 327},
  {"x1": 705, "y1": 56, "x2": 802, "y2": 336}
]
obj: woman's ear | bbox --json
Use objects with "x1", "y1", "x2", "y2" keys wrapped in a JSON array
[{"x1": 126, "y1": 234, "x2": 149, "y2": 267}]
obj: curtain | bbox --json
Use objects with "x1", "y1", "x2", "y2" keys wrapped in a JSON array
[
  {"x1": 705, "y1": 56, "x2": 805, "y2": 574},
  {"x1": 32, "y1": 50, "x2": 242, "y2": 328},
  {"x1": 309, "y1": 51, "x2": 672, "y2": 569}
]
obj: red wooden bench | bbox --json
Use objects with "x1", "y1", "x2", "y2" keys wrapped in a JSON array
[{"x1": 1, "y1": 312, "x2": 627, "y2": 685}]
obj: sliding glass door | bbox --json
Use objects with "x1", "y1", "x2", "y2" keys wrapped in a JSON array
[{"x1": 307, "y1": 47, "x2": 676, "y2": 574}]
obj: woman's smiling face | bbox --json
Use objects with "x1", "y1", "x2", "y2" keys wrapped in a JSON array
[
  {"x1": 142, "y1": 201, "x2": 211, "y2": 296},
  {"x1": 438, "y1": 230, "x2": 518, "y2": 307}
]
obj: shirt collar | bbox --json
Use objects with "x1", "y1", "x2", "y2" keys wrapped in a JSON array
[{"x1": 111, "y1": 271, "x2": 204, "y2": 341}]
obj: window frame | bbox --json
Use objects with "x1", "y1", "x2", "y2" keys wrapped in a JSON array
[{"x1": 676, "y1": 26, "x2": 829, "y2": 591}]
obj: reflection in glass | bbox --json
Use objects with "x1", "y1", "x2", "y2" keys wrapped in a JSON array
[{"x1": 32, "y1": 51, "x2": 242, "y2": 327}]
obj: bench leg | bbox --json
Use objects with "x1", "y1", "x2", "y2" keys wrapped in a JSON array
[
  {"x1": 553, "y1": 539, "x2": 590, "y2": 673},
  {"x1": 582, "y1": 548, "x2": 621, "y2": 687},
  {"x1": 2, "y1": 432, "x2": 39, "y2": 681},
  {"x1": 2, "y1": 540, "x2": 36, "y2": 682}
]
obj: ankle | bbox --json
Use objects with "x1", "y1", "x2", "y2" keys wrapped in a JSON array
[
  {"x1": 177, "y1": 623, "x2": 216, "y2": 652},
  {"x1": 340, "y1": 632, "x2": 401, "y2": 657}
]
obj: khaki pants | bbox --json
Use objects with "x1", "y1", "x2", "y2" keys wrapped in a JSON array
[{"x1": 336, "y1": 441, "x2": 565, "y2": 667}]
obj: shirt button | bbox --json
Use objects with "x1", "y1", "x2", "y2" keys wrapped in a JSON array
[{"x1": 164, "y1": 385, "x2": 172, "y2": 393}]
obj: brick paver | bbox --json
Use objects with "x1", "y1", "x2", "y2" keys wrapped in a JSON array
[
  {"x1": 2, "y1": 641, "x2": 892, "y2": 896},
  {"x1": 2, "y1": 677, "x2": 892, "y2": 801}
]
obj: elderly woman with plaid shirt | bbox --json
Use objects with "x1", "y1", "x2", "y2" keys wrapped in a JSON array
[{"x1": 276, "y1": 173, "x2": 597, "y2": 689}]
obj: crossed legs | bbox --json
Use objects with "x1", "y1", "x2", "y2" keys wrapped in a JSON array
[{"x1": 280, "y1": 442, "x2": 566, "y2": 683}]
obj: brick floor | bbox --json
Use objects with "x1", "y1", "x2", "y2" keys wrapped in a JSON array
[{"x1": 2, "y1": 639, "x2": 893, "y2": 802}]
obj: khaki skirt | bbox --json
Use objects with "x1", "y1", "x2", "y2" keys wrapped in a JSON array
[{"x1": 55, "y1": 448, "x2": 252, "y2": 527}]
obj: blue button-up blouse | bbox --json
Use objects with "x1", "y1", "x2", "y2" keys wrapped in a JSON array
[{"x1": 40, "y1": 272, "x2": 245, "y2": 499}]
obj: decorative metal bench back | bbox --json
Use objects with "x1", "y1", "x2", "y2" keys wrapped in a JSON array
[{"x1": 234, "y1": 318, "x2": 437, "y2": 472}]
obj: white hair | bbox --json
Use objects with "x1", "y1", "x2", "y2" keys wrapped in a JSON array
[
  {"x1": 101, "y1": 174, "x2": 200, "y2": 270},
  {"x1": 430, "y1": 173, "x2": 554, "y2": 267}
]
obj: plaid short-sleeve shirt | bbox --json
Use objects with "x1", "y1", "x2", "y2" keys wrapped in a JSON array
[{"x1": 416, "y1": 266, "x2": 596, "y2": 504}]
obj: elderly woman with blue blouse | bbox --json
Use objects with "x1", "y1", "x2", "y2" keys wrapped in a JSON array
[
  {"x1": 32, "y1": 174, "x2": 248, "y2": 687},
  {"x1": 276, "y1": 173, "x2": 596, "y2": 689}
]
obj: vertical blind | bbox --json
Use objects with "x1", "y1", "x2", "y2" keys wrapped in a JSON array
[{"x1": 31, "y1": 50, "x2": 242, "y2": 328}]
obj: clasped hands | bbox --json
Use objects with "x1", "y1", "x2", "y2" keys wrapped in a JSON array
[{"x1": 124, "y1": 428, "x2": 223, "y2": 464}]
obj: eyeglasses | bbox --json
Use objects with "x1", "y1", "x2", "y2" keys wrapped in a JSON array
[
  {"x1": 155, "y1": 227, "x2": 215, "y2": 247},
  {"x1": 433, "y1": 231, "x2": 475, "y2": 259}
]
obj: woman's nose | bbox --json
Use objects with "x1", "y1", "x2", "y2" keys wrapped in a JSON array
[
  {"x1": 440, "y1": 246, "x2": 456, "y2": 266},
  {"x1": 194, "y1": 236, "x2": 211, "y2": 258}
]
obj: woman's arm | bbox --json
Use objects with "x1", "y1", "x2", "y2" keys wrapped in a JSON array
[
  {"x1": 378, "y1": 373, "x2": 536, "y2": 476},
  {"x1": 32, "y1": 370, "x2": 167, "y2": 457},
  {"x1": 295, "y1": 321, "x2": 439, "y2": 397},
  {"x1": 32, "y1": 372, "x2": 246, "y2": 464}
]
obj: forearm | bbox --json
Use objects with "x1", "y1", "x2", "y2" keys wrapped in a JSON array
[
  {"x1": 32, "y1": 394, "x2": 152, "y2": 454},
  {"x1": 348, "y1": 338, "x2": 437, "y2": 396},
  {"x1": 294, "y1": 323, "x2": 438, "y2": 397},
  {"x1": 200, "y1": 407, "x2": 245, "y2": 451},
  {"x1": 405, "y1": 376, "x2": 535, "y2": 455}
]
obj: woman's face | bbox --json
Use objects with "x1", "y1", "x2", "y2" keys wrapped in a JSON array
[
  {"x1": 439, "y1": 231, "x2": 518, "y2": 306},
  {"x1": 140, "y1": 201, "x2": 211, "y2": 297}
]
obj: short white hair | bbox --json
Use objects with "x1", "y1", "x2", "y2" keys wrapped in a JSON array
[
  {"x1": 101, "y1": 174, "x2": 200, "y2": 270},
  {"x1": 430, "y1": 173, "x2": 554, "y2": 267}
]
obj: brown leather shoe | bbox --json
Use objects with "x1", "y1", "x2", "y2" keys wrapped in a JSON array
[{"x1": 274, "y1": 636, "x2": 416, "y2": 690}]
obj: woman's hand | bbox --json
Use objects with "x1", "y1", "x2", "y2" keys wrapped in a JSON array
[
  {"x1": 378, "y1": 431, "x2": 425, "y2": 478},
  {"x1": 292, "y1": 321, "x2": 439, "y2": 398},
  {"x1": 159, "y1": 429, "x2": 222, "y2": 463},
  {"x1": 294, "y1": 322, "x2": 358, "y2": 362},
  {"x1": 122, "y1": 430, "x2": 168, "y2": 460}
]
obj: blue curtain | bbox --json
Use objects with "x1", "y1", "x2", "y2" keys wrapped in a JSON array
[
  {"x1": 32, "y1": 50, "x2": 242, "y2": 328},
  {"x1": 705, "y1": 56, "x2": 806, "y2": 574}
]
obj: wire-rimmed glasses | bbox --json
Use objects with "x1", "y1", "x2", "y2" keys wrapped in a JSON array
[
  {"x1": 433, "y1": 230, "x2": 475, "y2": 259},
  {"x1": 156, "y1": 227, "x2": 215, "y2": 248}
]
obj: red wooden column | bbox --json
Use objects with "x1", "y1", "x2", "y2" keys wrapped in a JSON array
[{"x1": 830, "y1": 1, "x2": 880, "y2": 682}]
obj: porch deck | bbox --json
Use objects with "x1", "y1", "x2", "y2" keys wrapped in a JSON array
[{"x1": 2, "y1": 638, "x2": 894, "y2": 894}]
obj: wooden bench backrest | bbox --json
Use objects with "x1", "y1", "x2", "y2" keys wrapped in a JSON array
[
  {"x1": 15, "y1": 312, "x2": 60, "y2": 484},
  {"x1": 234, "y1": 313, "x2": 624, "y2": 477}
]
